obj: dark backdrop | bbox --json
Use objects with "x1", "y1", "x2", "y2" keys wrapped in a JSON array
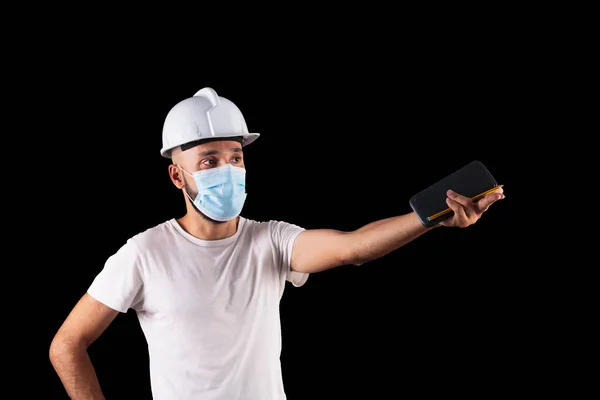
[{"x1": 28, "y1": 47, "x2": 538, "y2": 399}]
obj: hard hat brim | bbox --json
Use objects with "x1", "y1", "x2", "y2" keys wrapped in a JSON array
[{"x1": 160, "y1": 132, "x2": 260, "y2": 158}]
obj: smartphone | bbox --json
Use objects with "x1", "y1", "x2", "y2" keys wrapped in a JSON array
[{"x1": 409, "y1": 160, "x2": 499, "y2": 228}]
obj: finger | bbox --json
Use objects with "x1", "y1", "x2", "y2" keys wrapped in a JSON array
[
  {"x1": 446, "y1": 197, "x2": 469, "y2": 226},
  {"x1": 446, "y1": 190, "x2": 475, "y2": 219},
  {"x1": 476, "y1": 192, "x2": 504, "y2": 213}
]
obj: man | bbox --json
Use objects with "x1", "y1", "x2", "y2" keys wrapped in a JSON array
[{"x1": 49, "y1": 87, "x2": 504, "y2": 399}]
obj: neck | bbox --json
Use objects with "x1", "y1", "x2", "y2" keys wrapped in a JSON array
[{"x1": 177, "y1": 206, "x2": 240, "y2": 241}]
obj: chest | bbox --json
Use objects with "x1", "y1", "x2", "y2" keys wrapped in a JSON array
[{"x1": 139, "y1": 243, "x2": 283, "y2": 317}]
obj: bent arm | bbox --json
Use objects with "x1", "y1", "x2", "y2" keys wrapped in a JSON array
[
  {"x1": 49, "y1": 293, "x2": 119, "y2": 400},
  {"x1": 291, "y1": 211, "x2": 432, "y2": 273}
]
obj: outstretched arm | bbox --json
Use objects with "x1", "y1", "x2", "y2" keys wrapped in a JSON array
[
  {"x1": 290, "y1": 188, "x2": 504, "y2": 273},
  {"x1": 49, "y1": 293, "x2": 119, "y2": 400}
]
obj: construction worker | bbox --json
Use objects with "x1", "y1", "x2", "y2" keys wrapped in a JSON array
[{"x1": 49, "y1": 87, "x2": 505, "y2": 399}]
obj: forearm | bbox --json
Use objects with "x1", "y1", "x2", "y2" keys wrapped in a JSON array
[
  {"x1": 348, "y1": 212, "x2": 433, "y2": 265},
  {"x1": 49, "y1": 338, "x2": 105, "y2": 399}
]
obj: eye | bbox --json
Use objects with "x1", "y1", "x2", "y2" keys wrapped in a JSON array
[
  {"x1": 201, "y1": 158, "x2": 217, "y2": 166},
  {"x1": 232, "y1": 156, "x2": 243, "y2": 163}
]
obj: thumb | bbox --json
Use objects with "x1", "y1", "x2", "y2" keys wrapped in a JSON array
[{"x1": 476, "y1": 192, "x2": 504, "y2": 213}]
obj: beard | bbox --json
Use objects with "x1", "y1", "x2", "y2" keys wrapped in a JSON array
[{"x1": 183, "y1": 175, "x2": 227, "y2": 225}]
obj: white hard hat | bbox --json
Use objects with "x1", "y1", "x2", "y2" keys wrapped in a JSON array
[{"x1": 160, "y1": 87, "x2": 260, "y2": 158}]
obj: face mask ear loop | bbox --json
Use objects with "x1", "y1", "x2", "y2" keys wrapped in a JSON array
[
  {"x1": 177, "y1": 164, "x2": 193, "y2": 177},
  {"x1": 177, "y1": 164, "x2": 196, "y2": 203}
]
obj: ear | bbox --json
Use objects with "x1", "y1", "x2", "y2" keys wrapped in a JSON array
[{"x1": 168, "y1": 164, "x2": 185, "y2": 189}]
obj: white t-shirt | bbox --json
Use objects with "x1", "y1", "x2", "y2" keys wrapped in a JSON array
[{"x1": 87, "y1": 216, "x2": 309, "y2": 400}]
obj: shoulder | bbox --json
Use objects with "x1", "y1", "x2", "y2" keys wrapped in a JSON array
[
  {"x1": 125, "y1": 219, "x2": 179, "y2": 253},
  {"x1": 242, "y1": 217, "x2": 302, "y2": 232},
  {"x1": 241, "y1": 217, "x2": 305, "y2": 243}
]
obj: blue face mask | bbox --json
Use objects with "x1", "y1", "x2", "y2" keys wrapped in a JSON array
[{"x1": 179, "y1": 163, "x2": 247, "y2": 221}]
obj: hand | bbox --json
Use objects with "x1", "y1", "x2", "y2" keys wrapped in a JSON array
[{"x1": 439, "y1": 187, "x2": 505, "y2": 228}]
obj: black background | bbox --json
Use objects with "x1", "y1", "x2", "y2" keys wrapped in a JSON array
[
  {"x1": 17, "y1": 18, "x2": 562, "y2": 399},
  {"x1": 39, "y1": 80, "x2": 530, "y2": 399}
]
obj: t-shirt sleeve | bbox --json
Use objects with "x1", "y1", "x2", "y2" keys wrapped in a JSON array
[
  {"x1": 87, "y1": 239, "x2": 144, "y2": 313},
  {"x1": 269, "y1": 220, "x2": 309, "y2": 287}
]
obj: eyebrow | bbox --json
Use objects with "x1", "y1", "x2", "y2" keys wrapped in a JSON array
[{"x1": 199, "y1": 147, "x2": 243, "y2": 157}]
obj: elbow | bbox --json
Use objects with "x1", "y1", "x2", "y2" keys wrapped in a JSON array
[
  {"x1": 336, "y1": 244, "x2": 363, "y2": 267},
  {"x1": 343, "y1": 237, "x2": 375, "y2": 266},
  {"x1": 49, "y1": 335, "x2": 68, "y2": 366},
  {"x1": 344, "y1": 247, "x2": 371, "y2": 267},
  {"x1": 350, "y1": 256, "x2": 372, "y2": 267},
  {"x1": 340, "y1": 251, "x2": 359, "y2": 268},
  {"x1": 49, "y1": 333, "x2": 85, "y2": 367},
  {"x1": 340, "y1": 231, "x2": 376, "y2": 266}
]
